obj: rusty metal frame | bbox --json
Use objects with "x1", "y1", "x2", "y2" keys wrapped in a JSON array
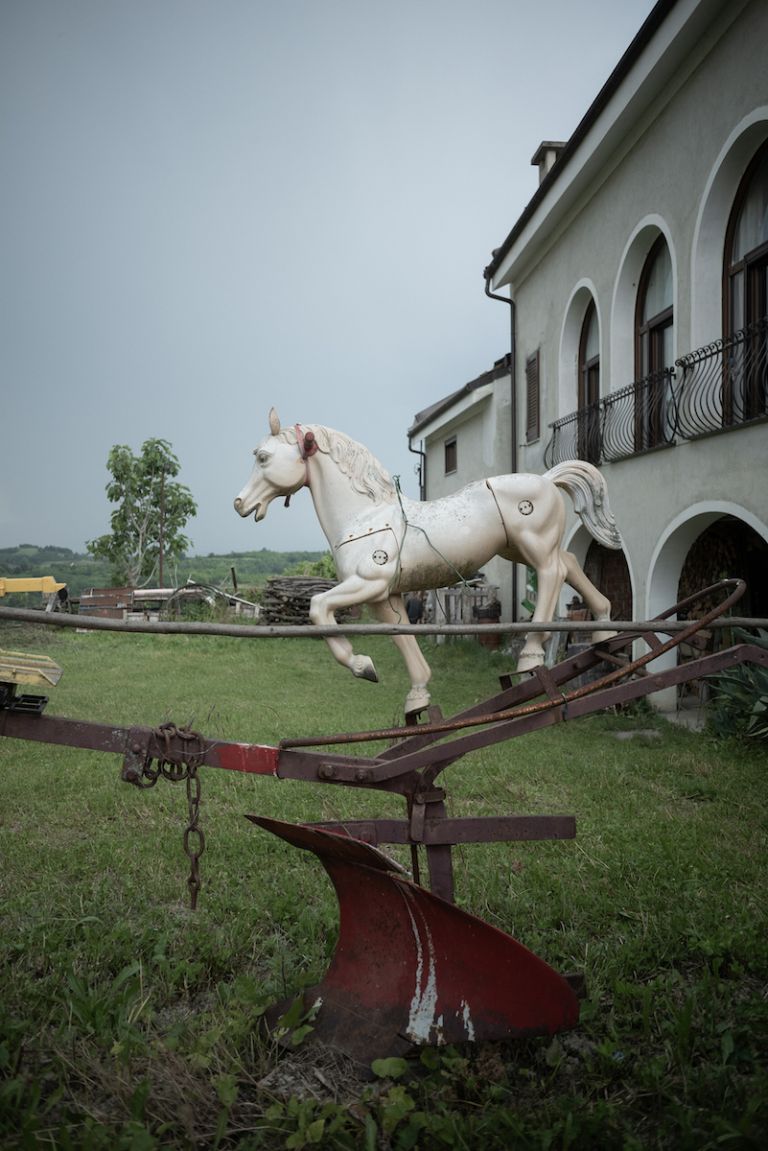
[
  {"x1": 3, "y1": 579, "x2": 768, "y2": 1058},
  {"x1": 2, "y1": 580, "x2": 766, "y2": 904}
]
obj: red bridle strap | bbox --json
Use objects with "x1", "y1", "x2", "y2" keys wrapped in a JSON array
[
  {"x1": 283, "y1": 424, "x2": 317, "y2": 506},
  {"x1": 294, "y1": 424, "x2": 319, "y2": 462}
]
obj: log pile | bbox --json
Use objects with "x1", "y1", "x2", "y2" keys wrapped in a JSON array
[{"x1": 260, "y1": 577, "x2": 355, "y2": 625}]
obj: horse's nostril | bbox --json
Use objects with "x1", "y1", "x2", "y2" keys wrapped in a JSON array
[{"x1": 234, "y1": 497, "x2": 242, "y2": 512}]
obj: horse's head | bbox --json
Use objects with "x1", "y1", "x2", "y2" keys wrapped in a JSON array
[{"x1": 234, "y1": 409, "x2": 307, "y2": 522}]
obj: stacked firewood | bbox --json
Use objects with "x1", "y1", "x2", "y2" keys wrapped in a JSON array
[{"x1": 259, "y1": 577, "x2": 355, "y2": 625}]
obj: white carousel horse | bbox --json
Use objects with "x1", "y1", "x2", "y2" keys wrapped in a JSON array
[{"x1": 234, "y1": 409, "x2": 623, "y2": 714}]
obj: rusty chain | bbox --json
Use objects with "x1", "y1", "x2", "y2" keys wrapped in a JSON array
[{"x1": 130, "y1": 722, "x2": 206, "y2": 909}]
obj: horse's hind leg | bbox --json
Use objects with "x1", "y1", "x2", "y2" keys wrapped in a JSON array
[
  {"x1": 309, "y1": 577, "x2": 387, "y2": 683},
  {"x1": 370, "y1": 597, "x2": 432, "y2": 714},
  {"x1": 517, "y1": 553, "x2": 567, "y2": 673},
  {"x1": 561, "y1": 550, "x2": 617, "y2": 643}
]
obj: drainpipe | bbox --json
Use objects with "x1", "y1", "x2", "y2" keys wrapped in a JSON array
[
  {"x1": 484, "y1": 265, "x2": 518, "y2": 621},
  {"x1": 408, "y1": 437, "x2": 426, "y2": 502}
]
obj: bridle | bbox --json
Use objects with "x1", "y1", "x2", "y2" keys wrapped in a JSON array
[
  {"x1": 294, "y1": 423, "x2": 319, "y2": 462},
  {"x1": 282, "y1": 424, "x2": 319, "y2": 507}
]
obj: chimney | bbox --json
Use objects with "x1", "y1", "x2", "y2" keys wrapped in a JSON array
[{"x1": 531, "y1": 141, "x2": 567, "y2": 185}]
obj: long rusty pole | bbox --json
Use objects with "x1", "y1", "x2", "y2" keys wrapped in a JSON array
[{"x1": 0, "y1": 604, "x2": 764, "y2": 638}]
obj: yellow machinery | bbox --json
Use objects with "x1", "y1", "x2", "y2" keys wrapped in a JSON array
[
  {"x1": 0, "y1": 581, "x2": 65, "y2": 709},
  {"x1": 0, "y1": 576, "x2": 66, "y2": 598}
]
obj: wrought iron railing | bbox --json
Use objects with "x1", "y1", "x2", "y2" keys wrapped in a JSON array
[
  {"x1": 545, "y1": 368, "x2": 676, "y2": 467},
  {"x1": 674, "y1": 317, "x2": 768, "y2": 438},
  {"x1": 543, "y1": 402, "x2": 599, "y2": 467},
  {"x1": 544, "y1": 318, "x2": 768, "y2": 467}
]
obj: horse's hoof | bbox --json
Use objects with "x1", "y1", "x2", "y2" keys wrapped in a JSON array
[
  {"x1": 404, "y1": 685, "x2": 431, "y2": 716},
  {"x1": 516, "y1": 651, "x2": 544, "y2": 673},
  {"x1": 592, "y1": 629, "x2": 617, "y2": 645},
  {"x1": 352, "y1": 655, "x2": 378, "y2": 683}
]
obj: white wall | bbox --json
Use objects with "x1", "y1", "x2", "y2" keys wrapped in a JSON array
[{"x1": 510, "y1": 0, "x2": 768, "y2": 638}]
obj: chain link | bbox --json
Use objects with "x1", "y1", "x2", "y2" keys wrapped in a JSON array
[{"x1": 129, "y1": 722, "x2": 206, "y2": 908}]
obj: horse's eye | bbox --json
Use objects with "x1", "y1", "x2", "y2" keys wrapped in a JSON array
[{"x1": 255, "y1": 450, "x2": 270, "y2": 466}]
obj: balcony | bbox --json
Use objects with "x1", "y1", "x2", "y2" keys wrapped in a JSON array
[
  {"x1": 675, "y1": 317, "x2": 768, "y2": 438},
  {"x1": 545, "y1": 319, "x2": 768, "y2": 468}
]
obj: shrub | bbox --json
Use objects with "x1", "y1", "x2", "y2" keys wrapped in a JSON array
[{"x1": 707, "y1": 628, "x2": 768, "y2": 742}]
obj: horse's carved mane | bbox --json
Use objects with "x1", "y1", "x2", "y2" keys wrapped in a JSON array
[{"x1": 282, "y1": 424, "x2": 397, "y2": 503}]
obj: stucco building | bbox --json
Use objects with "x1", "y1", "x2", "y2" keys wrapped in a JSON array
[{"x1": 409, "y1": 0, "x2": 767, "y2": 691}]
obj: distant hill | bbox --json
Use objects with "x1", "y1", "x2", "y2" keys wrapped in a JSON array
[{"x1": 0, "y1": 545, "x2": 328, "y2": 600}]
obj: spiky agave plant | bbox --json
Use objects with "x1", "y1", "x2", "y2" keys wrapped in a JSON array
[{"x1": 707, "y1": 628, "x2": 768, "y2": 742}]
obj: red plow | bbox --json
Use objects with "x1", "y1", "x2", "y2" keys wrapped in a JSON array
[{"x1": 1, "y1": 580, "x2": 766, "y2": 1063}]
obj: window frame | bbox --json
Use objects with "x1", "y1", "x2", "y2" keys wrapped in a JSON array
[
  {"x1": 722, "y1": 138, "x2": 768, "y2": 423},
  {"x1": 634, "y1": 234, "x2": 674, "y2": 451},
  {"x1": 577, "y1": 300, "x2": 601, "y2": 463},
  {"x1": 723, "y1": 138, "x2": 768, "y2": 337}
]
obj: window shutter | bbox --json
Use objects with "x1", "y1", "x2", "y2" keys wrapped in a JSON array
[{"x1": 525, "y1": 351, "x2": 540, "y2": 442}]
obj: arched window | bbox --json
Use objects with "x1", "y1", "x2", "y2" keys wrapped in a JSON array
[
  {"x1": 725, "y1": 139, "x2": 768, "y2": 333},
  {"x1": 577, "y1": 300, "x2": 600, "y2": 462},
  {"x1": 637, "y1": 236, "x2": 674, "y2": 378},
  {"x1": 723, "y1": 140, "x2": 768, "y2": 423},
  {"x1": 635, "y1": 236, "x2": 674, "y2": 450}
]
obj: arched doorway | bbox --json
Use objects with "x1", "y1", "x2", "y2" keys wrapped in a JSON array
[
  {"x1": 560, "y1": 524, "x2": 634, "y2": 624},
  {"x1": 675, "y1": 516, "x2": 768, "y2": 708},
  {"x1": 645, "y1": 504, "x2": 768, "y2": 710},
  {"x1": 678, "y1": 517, "x2": 768, "y2": 620},
  {"x1": 584, "y1": 542, "x2": 633, "y2": 622}
]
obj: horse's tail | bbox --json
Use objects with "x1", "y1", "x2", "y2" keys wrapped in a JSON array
[{"x1": 544, "y1": 460, "x2": 623, "y2": 550}]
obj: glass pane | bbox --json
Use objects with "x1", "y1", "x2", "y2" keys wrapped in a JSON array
[
  {"x1": 730, "y1": 270, "x2": 745, "y2": 331},
  {"x1": 732, "y1": 149, "x2": 768, "y2": 262},
  {"x1": 642, "y1": 241, "x2": 673, "y2": 322},
  {"x1": 662, "y1": 322, "x2": 674, "y2": 371},
  {"x1": 753, "y1": 260, "x2": 768, "y2": 322},
  {"x1": 583, "y1": 305, "x2": 599, "y2": 361}
]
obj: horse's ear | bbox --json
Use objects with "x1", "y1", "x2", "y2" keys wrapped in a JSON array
[{"x1": 269, "y1": 408, "x2": 281, "y2": 436}]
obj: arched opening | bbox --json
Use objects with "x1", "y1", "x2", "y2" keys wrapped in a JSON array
[
  {"x1": 690, "y1": 110, "x2": 768, "y2": 349},
  {"x1": 647, "y1": 508, "x2": 768, "y2": 711},
  {"x1": 550, "y1": 284, "x2": 600, "y2": 465},
  {"x1": 677, "y1": 517, "x2": 768, "y2": 620},
  {"x1": 559, "y1": 523, "x2": 634, "y2": 628},
  {"x1": 558, "y1": 282, "x2": 599, "y2": 415},
  {"x1": 723, "y1": 137, "x2": 768, "y2": 338},
  {"x1": 722, "y1": 137, "x2": 768, "y2": 424},
  {"x1": 634, "y1": 234, "x2": 675, "y2": 450},
  {"x1": 577, "y1": 299, "x2": 601, "y2": 463},
  {"x1": 583, "y1": 542, "x2": 633, "y2": 623},
  {"x1": 611, "y1": 216, "x2": 674, "y2": 393},
  {"x1": 676, "y1": 517, "x2": 768, "y2": 709}
]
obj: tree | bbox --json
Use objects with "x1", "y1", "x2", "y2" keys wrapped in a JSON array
[{"x1": 87, "y1": 439, "x2": 197, "y2": 587}]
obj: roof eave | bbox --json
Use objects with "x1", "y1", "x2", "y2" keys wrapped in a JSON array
[{"x1": 484, "y1": 0, "x2": 681, "y2": 289}]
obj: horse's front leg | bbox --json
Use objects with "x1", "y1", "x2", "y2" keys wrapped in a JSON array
[
  {"x1": 308, "y1": 575, "x2": 388, "y2": 683},
  {"x1": 370, "y1": 597, "x2": 432, "y2": 714}
]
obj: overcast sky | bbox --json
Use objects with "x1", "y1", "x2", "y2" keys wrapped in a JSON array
[{"x1": 1, "y1": 0, "x2": 655, "y2": 557}]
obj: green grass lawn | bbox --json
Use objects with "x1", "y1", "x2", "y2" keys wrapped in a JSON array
[{"x1": 1, "y1": 621, "x2": 767, "y2": 1149}]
